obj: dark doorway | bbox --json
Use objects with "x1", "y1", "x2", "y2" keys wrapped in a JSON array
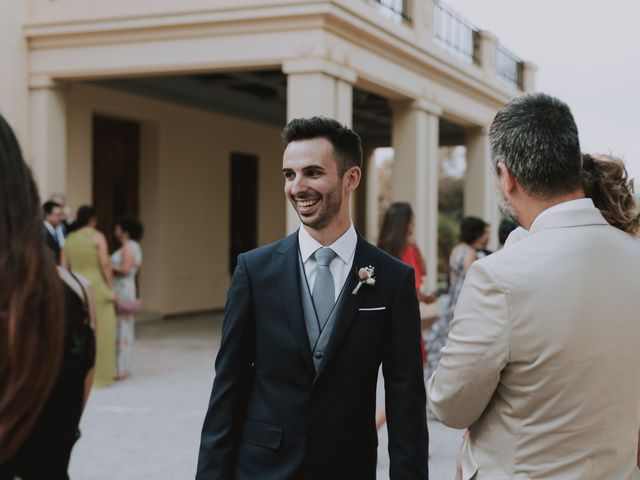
[
  {"x1": 92, "y1": 115, "x2": 140, "y2": 251},
  {"x1": 229, "y1": 153, "x2": 258, "y2": 274}
]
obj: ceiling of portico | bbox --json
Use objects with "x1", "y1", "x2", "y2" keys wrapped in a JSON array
[{"x1": 92, "y1": 70, "x2": 466, "y2": 147}]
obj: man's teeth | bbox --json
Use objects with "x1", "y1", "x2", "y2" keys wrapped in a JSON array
[{"x1": 298, "y1": 199, "x2": 319, "y2": 208}]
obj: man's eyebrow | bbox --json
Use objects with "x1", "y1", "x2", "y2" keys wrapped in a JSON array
[
  {"x1": 282, "y1": 165, "x2": 326, "y2": 173},
  {"x1": 302, "y1": 165, "x2": 326, "y2": 171}
]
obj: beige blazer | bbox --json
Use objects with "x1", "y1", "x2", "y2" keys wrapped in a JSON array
[{"x1": 427, "y1": 205, "x2": 640, "y2": 480}]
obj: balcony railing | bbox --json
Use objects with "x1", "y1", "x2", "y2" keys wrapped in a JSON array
[
  {"x1": 365, "y1": 0, "x2": 526, "y2": 90},
  {"x1": 368, "y1": 0, "x2": 410, "y2": 23},
  {"x1": 434, "y1": 1, "x2": 478, "y2": 64},
  {"x1": 496, "y1": 44, "x2": 523, "y2": 89}
]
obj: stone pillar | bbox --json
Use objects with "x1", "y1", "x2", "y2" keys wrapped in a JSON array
[
  {"x1": 521, "y1": 61, "x2": 537, "y2": 92},
  {"x1": 391, "y1": 99, "x2": 441, "y2": 291},
  {"x1": 283, "y1": 59, "x2": 356, "y2": 234},
  {"x1": 0, "y1": 0, "x2": 29, "y2": 151},
  {"x1": 476, "y1": 30, "x2": 498, "y2": 76},
  {"x1": 364, "y1": 148, "x2": 380, "y2": 243},
  {"x1": 464, "y1": 127, "x2": 499, "y2": 250},
  {"x1": 29, "y1": 76, "x2": 67, "y2": 201}
]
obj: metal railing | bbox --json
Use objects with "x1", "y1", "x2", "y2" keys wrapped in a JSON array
[
  {"x1": 434, "y1": 1, "x2": 478, "y2": 64},
  {"x1": 368, "y1": 0, "x2": 411, "y2": 23},
  {"x1": 496, "y1": 44, "x2": 523, "y2": 89}
]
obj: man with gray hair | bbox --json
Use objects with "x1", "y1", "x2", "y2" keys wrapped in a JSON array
[{"x1": 427, "y1": 93, "x2": 640, "y2": 479}]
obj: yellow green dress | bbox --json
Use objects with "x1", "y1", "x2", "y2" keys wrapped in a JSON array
[{"x1": 64, "y1": 227, "x2": 116, "y2": 387}]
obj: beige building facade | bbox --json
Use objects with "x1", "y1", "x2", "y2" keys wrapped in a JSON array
[{"x1": 1, "y1": 0, "x2": 534, "y2": 315}]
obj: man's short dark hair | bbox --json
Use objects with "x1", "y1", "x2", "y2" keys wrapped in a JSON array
[
  {"x1": 460, "y1": 216, "x2": 488, "y2": 245},
  {"x1": 282, "y1": 117, "x2": 363, "y2": 176},
  {"x1": 489, "y1": 93, "x2": 582, "y2": 200},
  {"x1": 43, "y1": 200, "x2": 61, "y2": 216}
]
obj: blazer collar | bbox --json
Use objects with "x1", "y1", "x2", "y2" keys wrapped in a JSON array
[
  {"x1": 529, "y1": 205, "x2": 608, "y2": 234},
  {"x1": 274, "y1": 231, "x2": 314, "y2": 375}
]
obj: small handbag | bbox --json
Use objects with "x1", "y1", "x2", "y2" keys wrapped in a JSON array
[{"x1": 115, "y1": 297, "x2": 142, "y2": 315}]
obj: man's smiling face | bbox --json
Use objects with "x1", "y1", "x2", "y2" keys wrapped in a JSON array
[{"x1": 282, "y1": 137, "x2": 344, "y2": 232}]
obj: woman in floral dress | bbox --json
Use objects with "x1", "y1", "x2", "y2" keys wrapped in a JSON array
[
  {"x1": 425, "y1": 216, "x2": 489, "y2": 380},
  {"x1": 111, "y1": 216, "x2": 143, "y2": 380}
]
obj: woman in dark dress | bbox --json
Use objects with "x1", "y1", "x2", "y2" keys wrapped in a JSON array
[{"x1": 0, "y1": 114, "x2": 96, "y2": 479}]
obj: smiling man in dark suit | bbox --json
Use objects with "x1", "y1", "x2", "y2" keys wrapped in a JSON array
[{"x1": 197, "y1": 117, "x2": 428, "y2": 480}]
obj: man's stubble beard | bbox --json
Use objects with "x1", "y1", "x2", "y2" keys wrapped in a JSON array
[
  {"x1": 496, "y1": 185, "x2": 518, "y2": 222},
  {"x1": 295, "y1": 180, "x2": 343, "y2": 231}
]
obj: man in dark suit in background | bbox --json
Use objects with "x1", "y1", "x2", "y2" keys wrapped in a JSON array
[
  {"x1": 43, "y1": 200, "x2": 63, "y2": 264},
  {"x1": 50, "y1": 193, "x2": 74, "y2": 244},
  {"x1": 197, "y1": 117, "x2": 428, "y2": 479}
]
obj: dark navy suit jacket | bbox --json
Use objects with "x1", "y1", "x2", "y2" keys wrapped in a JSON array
[
  {"x1": 44, "y1": 224, "x2": 61, "y2": 264},
  {"x1": 196, "y1": 231, "x2": 429, "y2": 479}
]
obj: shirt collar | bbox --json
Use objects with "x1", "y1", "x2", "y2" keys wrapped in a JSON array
[
  {"x1": 530, "y1": 198, "x2": 595, "y2": 231},
  {"x1": 298, "y1": 223, "x2": 358, "y2": 265}
]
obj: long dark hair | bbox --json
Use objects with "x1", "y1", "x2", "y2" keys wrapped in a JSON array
[
  {"x1": 378, "y1": 202, "x2": 413, "y2": 258},
  {"x1": 582, "y1": 153, "x2": 640, "y2": 237},
  {"x1": 0, "y1": 115, "x2": 65, "y2": 461}
]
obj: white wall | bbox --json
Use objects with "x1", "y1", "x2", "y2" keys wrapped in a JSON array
[{"x1": 66, "y1": 83, "x2": 286, "y2": 315}]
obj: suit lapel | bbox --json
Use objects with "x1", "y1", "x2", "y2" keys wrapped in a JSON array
[
  {"x1": 314, "y1": 234, "x2": 378, "y2": 382},
  {"x1": 273, "y1": 232, "x2": 315, "y2": 376}
]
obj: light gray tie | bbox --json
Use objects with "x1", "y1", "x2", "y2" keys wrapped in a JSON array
[{"x1": 312, "y1": 247, "x2": 337, "y2": 330}]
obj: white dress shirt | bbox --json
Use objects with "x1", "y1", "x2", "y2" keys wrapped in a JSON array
[
  {"x1": 298, "y1": 223, "x2": 357, "y2": 302},
  {"x1": 56, "y1": 225, "x2": 66, "y2": 247}
]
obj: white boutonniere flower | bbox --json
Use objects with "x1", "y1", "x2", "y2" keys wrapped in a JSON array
[{"x1": 352, "y1": 266, "x2": 376, "y2": 295}]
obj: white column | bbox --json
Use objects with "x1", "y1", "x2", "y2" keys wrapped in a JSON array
[
  {"x1": 365, "y1": 149, "x2": 380, "y2": 242},
  {"x1": 392, "y1": 99, "x2": 441, "y2": 291},
  {"x1": 29, "y1": 76, "x2": 67, "y2": 201},
  {"x1": 0, "y1": 0, "x2": 29, "y2": 151},
  {"x1": 464, "y1": 127, "x2": 499, "y2": 250},
  {"x1": 283, "y1": 59, "x2": 356, "y2": 234}
]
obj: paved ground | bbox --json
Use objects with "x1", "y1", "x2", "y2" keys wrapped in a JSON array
[{"x1": 69, "y1": 313, "x2": 462, "y2": 479}]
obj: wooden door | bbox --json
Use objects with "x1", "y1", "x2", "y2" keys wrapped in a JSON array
[
  {"x1": 92, "y1": 115, "x2": 140, "y2": 250},
  {"x1": 229, "y1": 152, "x2": 258, "y2": 274}
]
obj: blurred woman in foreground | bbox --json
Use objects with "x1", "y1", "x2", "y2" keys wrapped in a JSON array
[{"x1": 0, "y1": 114, "x2": 96, "y2": 478}]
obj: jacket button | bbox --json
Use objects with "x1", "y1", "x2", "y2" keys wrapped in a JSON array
[
  {"x1": 314, "y1": 351, "x2": 324, "y2": 360},
  {"x1": 307, "y1": 430, "x2": 314, "y2": 438}
]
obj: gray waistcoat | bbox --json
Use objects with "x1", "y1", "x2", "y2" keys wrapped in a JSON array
[{"x1": 298, "y1": 251, "x2": 350, "y2": 372}]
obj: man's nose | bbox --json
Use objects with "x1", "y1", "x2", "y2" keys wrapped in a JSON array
[{"x1": 289, "y1": 175, "x2": 307, "y2": 196}]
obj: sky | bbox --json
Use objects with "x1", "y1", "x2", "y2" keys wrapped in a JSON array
[{"x1": 442, "y1": 0, "x2": 640, "y2": 182}]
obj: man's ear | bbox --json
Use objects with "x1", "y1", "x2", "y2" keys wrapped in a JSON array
[
  {"x1": 496, "y1": 162, "x2": 516, "y2": 195},
  {"x1": 344, "y1": 166, "x2": 362, "y2": 192}
]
